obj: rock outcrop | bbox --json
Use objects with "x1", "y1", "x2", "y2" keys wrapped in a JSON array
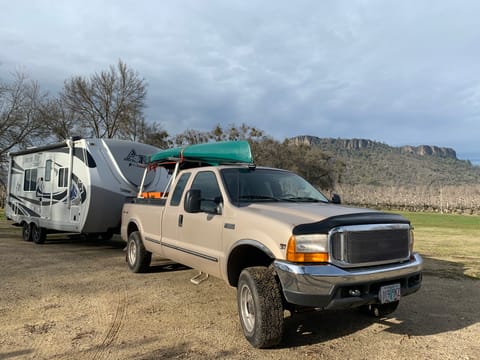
[{"x1": 290, "y1": 136, "x2": 457, "y2": 160}]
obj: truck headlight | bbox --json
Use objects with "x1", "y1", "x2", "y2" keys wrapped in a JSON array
[{"x1": 286, "y1": 234, "x2": 329, "y2": 263}]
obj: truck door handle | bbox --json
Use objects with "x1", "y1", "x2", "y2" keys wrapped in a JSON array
[{"x1": 178, "y1": 214, "x2": 183, "y2": 227}]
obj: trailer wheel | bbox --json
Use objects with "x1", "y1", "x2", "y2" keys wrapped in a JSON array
[
  {"x1": 237, "y1": 266, "x2": 284, "y2": 348},
  {"x1": 31, "y1": 224, "x2": 46, "y2": 244},
  {"x1": 22, "y1": 222, "x2": 33, "y2": 242},
  {"x1": 127, "y1": 231, "x2": 151, "y2": 273}
]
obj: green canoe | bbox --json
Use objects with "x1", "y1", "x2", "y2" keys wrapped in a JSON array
[{"x1": 148, "y1": 140, "x2": 253, "y2": 166}]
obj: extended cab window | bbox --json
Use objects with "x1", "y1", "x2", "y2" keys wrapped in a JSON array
[
  {"x1": 189, "y1": 171, "x2": 222, "y2": 213},
  {"x1": 170, "y1": 172, "x2": 191, "y2": 206}
]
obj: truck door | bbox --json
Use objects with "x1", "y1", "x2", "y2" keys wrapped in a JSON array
[{"x1": 174, "y1": 171, "x2": 223, "y2": 277}]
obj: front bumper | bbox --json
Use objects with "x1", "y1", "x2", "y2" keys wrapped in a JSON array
[{"x1": 274, "y1": 253, "x2": 423, "y2": 309}]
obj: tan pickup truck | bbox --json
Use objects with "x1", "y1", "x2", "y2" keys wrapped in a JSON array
[{"x1": 121, "y1": 142, "x2": 423, "y2": 348}]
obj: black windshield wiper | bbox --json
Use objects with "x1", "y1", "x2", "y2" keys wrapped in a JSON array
[
  {"x1": 281, "y1": 196, "x2": 327, "y2": 203},
  {"x1": 238, "y1": 195, "x2": 281, "y2": 202}
]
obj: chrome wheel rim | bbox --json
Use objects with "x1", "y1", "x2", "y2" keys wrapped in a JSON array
[
  {"x1": 240, "y1": 284, "x2": 255, "y2": 333},
  {"x1": 23, "y1": 224, "x2": 31, "y2": 240},
  {"x1": 32, "y1": 225, "x2": 39, "y2": 242},
  {"x1": 128, "y1": 239, "x2": 137, "y2": 266}
]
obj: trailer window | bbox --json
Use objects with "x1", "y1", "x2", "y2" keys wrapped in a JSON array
[
  {"x1": 23, "y1": 168, "x2": 38, "y2": 191},
  {"x1": 45, "y1": 160, "x2": 52, "y2": 182},
  {"x1": 58, "y1": 168, "x2": 69, "y2": 188}
]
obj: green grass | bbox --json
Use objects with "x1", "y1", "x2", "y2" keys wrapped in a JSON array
[
  {"x1": 0, "y1": 208, "x2": 5, "y2": 220},
  {"x1": 398, "y1": 211, "x2": 480, "y2": 279}
]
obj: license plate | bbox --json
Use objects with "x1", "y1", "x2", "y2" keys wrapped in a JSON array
[{"x1": 379, "y1": 283, "x2": 401, "y2": 304}]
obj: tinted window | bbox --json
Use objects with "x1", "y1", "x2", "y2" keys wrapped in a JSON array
[
  {"x1": 170, "y1": 173, "x2": 191, "y2": 206},
  {"x1": 23, "y1": 168, "x2": 37, "y2": 191},
  {"x1": 58, "y1": 168, "x2": 69, "y2": 188},
  {"x1": 189, "y1": 171, "x2": 222, "y2": 213},
  {"x1": 45, "y1": 160, "x2": 52, "y2": 182}
]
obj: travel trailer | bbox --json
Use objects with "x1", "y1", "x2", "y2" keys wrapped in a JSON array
[{"x1": 5, "y1": 137, "x2": 168, "y2": 243}]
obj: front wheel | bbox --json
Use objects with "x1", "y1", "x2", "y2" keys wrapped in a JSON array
[
  {"x1": 237, "y1": 266, "x2": 284, "y2": 348},
  {"x1": 22, "y1": 222, "x2": 32, "y2": 242},
  {"x1": 31, "y1": 224, "x2": 46, "y2": 244},
  {"x1": 126, "y1": 231, "x2": 151, "y2": 273},
  {"x1": 359, "y1": 300, "x2": 399, "y2": 317}
]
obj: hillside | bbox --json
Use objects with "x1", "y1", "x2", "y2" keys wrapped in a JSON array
[{"x1": 291, "y1": 136, "x2": 480, "y2": 187}]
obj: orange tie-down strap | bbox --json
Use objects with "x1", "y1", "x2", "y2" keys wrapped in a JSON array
[{"x1": 141, "y1": 191, "x2": 169, "y2": 199}]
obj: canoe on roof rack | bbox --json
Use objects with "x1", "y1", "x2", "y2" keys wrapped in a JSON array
[
  {"x1": 137, "y1": 141, "x2": 254, "y2": 198},
  {"x1": 147, "y1": 140, "x2": 253, "y2": 166}
]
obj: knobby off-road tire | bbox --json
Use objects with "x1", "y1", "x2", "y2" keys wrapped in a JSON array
[
  {"x1": 22, "y1": 222, "x2": 32, "y2": 242},
  {"x1": 360, "y1": 300, "x2": 399, "y2": 317},
  {"x1": 31, "y1": 224, "x2": 46, "y2": 244},
  {"x1": 127, "y1": 231, "x2": 151, "y2": 273},
  {"x1": 237, "y1": 266, "x2": 284, "y2": 348}
]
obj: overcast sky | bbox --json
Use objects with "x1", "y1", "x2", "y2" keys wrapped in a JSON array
[{"x1": 1, "y1": 0, "x2": 479, "y2": 162}]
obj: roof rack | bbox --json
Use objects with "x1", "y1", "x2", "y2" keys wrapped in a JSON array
[{"x1": 137, "y1": 141, "x2": 254, "y2": 198}]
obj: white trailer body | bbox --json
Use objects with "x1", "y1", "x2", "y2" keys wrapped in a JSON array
[{"x1": 5, "y1": 138, "x2": 168, "y2": 242}]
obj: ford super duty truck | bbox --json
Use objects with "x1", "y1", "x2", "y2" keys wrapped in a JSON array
[{"x1": 121, "y1": 141, "x2": 423, "y2": 348}]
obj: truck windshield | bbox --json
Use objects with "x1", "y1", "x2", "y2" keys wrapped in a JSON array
[{"x1": 221, "y1": 168, "x2": 329, "y2": 204}]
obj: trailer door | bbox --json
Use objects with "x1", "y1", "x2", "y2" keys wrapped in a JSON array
[{"x1": 40, "y1": 155, "x2": 54, "y2": 220}]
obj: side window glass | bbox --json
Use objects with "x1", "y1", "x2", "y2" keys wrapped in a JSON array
[
  {"x1": 189, "y1": 171, "x2": 222, "y2": 213},
  {"x1": 23, "y1": 168, "x2": 38, "y2": 191},
  {"x1": 58, "y1": 168, "x2": 69, "y2": 188},
  {"x1": 170, "y1": 173, "x2": 191, "y2": 206},
  {"x1": 45, "y1": 160, "x2": 52, "y2": 182}
]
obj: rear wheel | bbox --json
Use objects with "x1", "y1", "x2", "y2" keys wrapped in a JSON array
[
  {"x1": 359, "y1": 301, "x2": 399, "y2": 317},
  {"x1": 237, "y1": 266, "x2": 284, "y2": 348},
  {"x1": 31, "y1": 224, "x2": 46, "y2": 244},
  {"x1": 126, "y1": 231, "x2": 151, "y2": 273},
  {"x1": 22, "y1": 222, "x2": 32, "y2": 242}
]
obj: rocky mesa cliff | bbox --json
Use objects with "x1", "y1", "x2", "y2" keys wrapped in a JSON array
[{"x1": 291, "y1": 136, "x2": 457, "y2": 159}]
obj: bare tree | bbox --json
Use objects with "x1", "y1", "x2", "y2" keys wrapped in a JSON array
[
  {"x1": 61, "y1": 60, "x2": 147, "y2": 139},
  {"x1": 0, "y1": 72, "x2": 49, "y2": 202},
  {"x1": 137, "y1": 121, "x2": 169, "y2": 149},
  {"x1": 0, "y1": 72, "x2": 48, "y2": 161},
  {"x1": 38, "y1": 97, "x2": 86, "y2": 141}
]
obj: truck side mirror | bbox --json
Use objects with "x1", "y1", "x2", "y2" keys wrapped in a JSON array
[
  {"x1": 331, "y1": 193, "x2": 341, "y2": 204},
  {"x1": 184, "y1": 189, "x2": 202, "y2": 213}
]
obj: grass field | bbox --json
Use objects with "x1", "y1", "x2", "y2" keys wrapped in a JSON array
[{"x1": 399, "y1": 211, "x2": 480, "y2": 279}]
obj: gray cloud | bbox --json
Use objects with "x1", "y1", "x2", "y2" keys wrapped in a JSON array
[{"x1": 1, "y1": 0, "x2": 479, "y2": 160}]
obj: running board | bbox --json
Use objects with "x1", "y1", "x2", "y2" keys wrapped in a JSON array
[{"x1": 190, "y1": 271, "x2": 209, "y2": 285}]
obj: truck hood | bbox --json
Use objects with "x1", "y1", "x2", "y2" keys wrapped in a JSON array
[{"x1": 243, "y1": 202, "x2": 377, "y2": 229}]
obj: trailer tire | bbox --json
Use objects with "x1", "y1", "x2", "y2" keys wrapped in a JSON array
[
  {"x1": 22, "y1": 222, "x2": 33, "y2": 242},
  {"x1": 31, "y1": 224, "x2": 46, "y2": 244},
  {"x1": 237, "y1": 266, "x2": 284, "y2": 348},
  {"x1": 127, "y1": 231, "x2": 151, "y2": 273}
]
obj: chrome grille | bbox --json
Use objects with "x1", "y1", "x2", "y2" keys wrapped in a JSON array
[{"x1": 330, "y1": 224, "x2": 411, "y2": 268}]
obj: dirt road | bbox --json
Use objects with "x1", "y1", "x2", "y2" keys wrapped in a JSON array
[{"x1": 0, "y1": 221, "x2": 478, "y2": 360}]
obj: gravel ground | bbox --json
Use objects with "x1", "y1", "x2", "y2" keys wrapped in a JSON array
[{"x1": 0, "y1": 222, "x2": 479, "y2": 360}]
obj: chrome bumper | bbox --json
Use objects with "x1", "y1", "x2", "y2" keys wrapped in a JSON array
[{"x1": 274, "y1": 253, "x2": 423, "y2": 309}]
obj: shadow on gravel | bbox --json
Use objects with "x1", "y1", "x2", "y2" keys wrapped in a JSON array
[
  {"x1": 280, "y1": 256, "x2": 480, "y2": 348},
  {"x1": 43, "y1": 234, "x2": 126, "y2": 249},
  {"x1": 148, "y1": 262, "x2": 191, "y2": 274}
]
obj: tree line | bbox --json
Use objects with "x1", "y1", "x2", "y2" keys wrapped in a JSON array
[{"x1": 0, "y1": 60, "x2": 343, "y2": 203}]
